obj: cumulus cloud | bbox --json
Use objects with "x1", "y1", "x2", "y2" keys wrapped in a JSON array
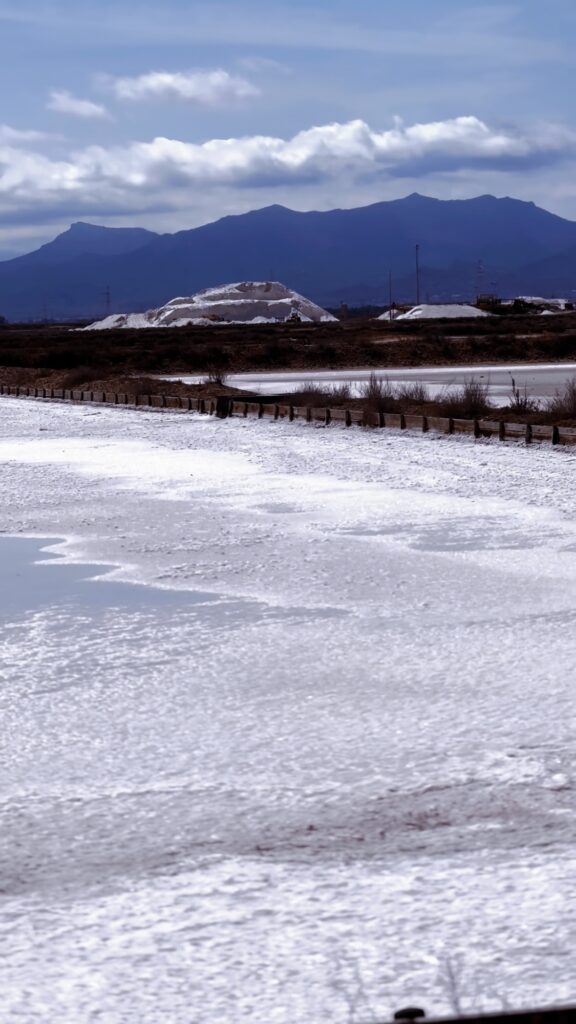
[
  {"x1": 47, "y1": 90, "x2": 110, "y2": 119},
  {"x1": 66, "y1": 117, "x2": 576, "y2": 186},
  {"x1": 2, "y1": 116, "x2": 576, "y2": 212},
  {"x1": 108, "y1": 69, "x2": 259, "y2": 105}
]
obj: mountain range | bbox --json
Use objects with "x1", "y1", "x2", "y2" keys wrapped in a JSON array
[{"x1": 2, "y1": 193, "x2": 576, "y2": 321}]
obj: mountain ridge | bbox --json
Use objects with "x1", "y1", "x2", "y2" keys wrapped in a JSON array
[{"x1": 2, "y1": 194, "x2": 576, "y2": 320}]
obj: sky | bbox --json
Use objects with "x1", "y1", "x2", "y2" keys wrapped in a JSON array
[{"x1": 2, "y1": 0, "x2": 576, "y2": 257}]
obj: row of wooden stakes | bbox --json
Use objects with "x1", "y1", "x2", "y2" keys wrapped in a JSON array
[{"x1": 2, "y1": 384, "x2": 576, "y2": 445}]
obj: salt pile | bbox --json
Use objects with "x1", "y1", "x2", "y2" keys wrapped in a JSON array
[
  {"x1": 82, "y1": 281, "x2": 337, "y2": 329},
  {"x1": 387, "y1": 303, "x2": 491, "y2": 321},
  {"x1": 517, "y1": 296, "x2": 569, "y2": 310}
]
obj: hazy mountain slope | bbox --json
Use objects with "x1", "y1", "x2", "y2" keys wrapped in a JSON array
[{"x1": 8, "y1": 222, "x2": 159, "y2": 267}]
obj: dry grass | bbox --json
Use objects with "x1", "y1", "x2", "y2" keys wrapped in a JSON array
[
  {"x1": 396, "y1": 381, "x2": 431, "y2": 404},
  {"x1": 436, "y1": 380, "x2": 491, "y2": 418},
  {"x1": 357, "y1": 372, "x2": 397, "y2": 412},
  {"x1": 293, "y1": 382, "x2": 353, "y2": 406},
  {"x1": 543, "y1": 377, "x2": 576, "y2": 421}
]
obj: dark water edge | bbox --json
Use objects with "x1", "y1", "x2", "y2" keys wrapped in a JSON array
[
  {"x1": 0, "y1": 535, "x2": 349, "y2": 625},
  {"x1": 0, "y1": 535, "x2": 227, "y2": 618}
]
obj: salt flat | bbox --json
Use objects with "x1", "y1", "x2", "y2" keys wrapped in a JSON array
[{"x1": 0, "y1": 396, "x2": 575, "y2": 1023}]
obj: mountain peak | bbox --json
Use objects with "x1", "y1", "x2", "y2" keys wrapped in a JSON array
[
  {"x1": 402, "y1": 192, "x2": 434, "y2": 202},
  {"x1": 70, "y1": 220, "x2": 98, "y2": 229}
]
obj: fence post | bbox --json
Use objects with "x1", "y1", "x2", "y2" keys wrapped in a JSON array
[{"x1": 215, "y1": 396, "x2": 232, "y2": 418}]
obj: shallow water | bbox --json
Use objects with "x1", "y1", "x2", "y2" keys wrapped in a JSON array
[
  {"x1": 0, "y1": 536, "x2": 221, "y2": 615},
  {"x1": 0, "y1": 535, "x2": 346, "y2": 625}
]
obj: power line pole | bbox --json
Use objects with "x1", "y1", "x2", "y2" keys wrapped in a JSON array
[
  {"x1": 415, "y1": 244, "x2": 421, "y2": 305},
  {"x1": 389, "y1": 270, "x2": 393, "y2": 321}
]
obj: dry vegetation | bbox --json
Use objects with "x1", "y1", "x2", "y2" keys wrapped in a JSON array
[
  {"x1": 2, "y1": 315, "x2": 576, "y2": 423},
  {"x1": 294, "y1": 372, "x2": 576, "y2": 426},
  {"x1": 2, "y1": 312, "x2": 576, "y2": 378}
]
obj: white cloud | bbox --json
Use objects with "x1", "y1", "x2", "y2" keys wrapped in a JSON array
[
  {"x1": 108, "y1": 69, "x2": 259, "y2": 105},
  {"x1": 70, "y1": 117, "x2": 576, "y2": 187},
  {"x1": 2, "y1": 116, "x2": 576, "y2": 215},
  {"x1": 47, "y1": 90, "x2": 110, "y2": 120}
]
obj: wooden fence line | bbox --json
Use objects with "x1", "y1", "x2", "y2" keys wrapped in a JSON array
[
  {"x1": 1, "y1": 383, "x2": 576, "y2": 446},
  {"x1": 385, "y1": 1007, "x2": 576, "y2": 1024}
]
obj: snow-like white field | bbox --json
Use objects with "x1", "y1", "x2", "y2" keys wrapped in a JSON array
[{"x1": 1, "y1": 396, "x2": 576, "y2": 1024}]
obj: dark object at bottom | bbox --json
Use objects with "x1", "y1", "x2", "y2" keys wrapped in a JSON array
[{"x1": 394, "y1": 1009, "x2": 426, "y2": 1021}]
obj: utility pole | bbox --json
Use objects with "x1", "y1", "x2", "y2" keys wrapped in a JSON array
[
  {"x1": 475, "y1": 260, "x2": 484, "y2": 303},
  {"x1": 104, "y1": 284, "x2": 111, "y2": 318},
  {"x1": 415, "y1": 244, "x2": 421, "y2": 305},
  {"x1": 389, "y1": 270, "x2": 393, "y2": 321}
]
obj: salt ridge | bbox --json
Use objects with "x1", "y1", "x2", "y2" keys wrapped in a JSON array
[
  {"x1": 83, "y1": 281, "x2": 337, "y2": 329},
  {"x1": 383, "y1": 303, "x2": 491, "y2": 321}
]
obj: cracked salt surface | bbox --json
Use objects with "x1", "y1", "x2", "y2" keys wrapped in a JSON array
[{"x1": 1, "y1": 397, "x2": 576, "y2": 1023}]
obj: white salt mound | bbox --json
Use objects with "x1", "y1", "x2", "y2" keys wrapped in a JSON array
[
  {"x1": 389, "y1": 303, "x2": 491, "y2": 321},
  {"x1": 517, "y1": 296, "x2": 568, "y2": 310},
  {"x1": 82, "y1": 281, "x2": 337, "y2": 329}
]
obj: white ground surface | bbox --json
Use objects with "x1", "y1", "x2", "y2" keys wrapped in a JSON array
[{"x1": 1, "y1": 396, "x2": 576, "y2": 1024}]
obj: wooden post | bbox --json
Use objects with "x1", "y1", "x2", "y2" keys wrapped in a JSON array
[{"x1": 215, "y1": 396, "x2": 232, "y2": 418}]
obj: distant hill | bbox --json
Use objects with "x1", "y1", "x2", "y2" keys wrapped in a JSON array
[
  {"x1": 10, "y1": 222, "x2": 159, "y2": 267},
  {"x1": 2, "y1": 194, "x2": 576, "y2": 320}
]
